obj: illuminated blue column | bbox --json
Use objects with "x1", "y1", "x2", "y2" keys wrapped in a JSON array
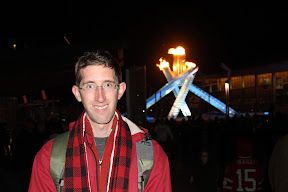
[
  {"x1": 163, "y1": 68, "x2": 191, "y2": 117},
  {"x1": 188, "y1": 84, "x2": 237, "y2": 117}
]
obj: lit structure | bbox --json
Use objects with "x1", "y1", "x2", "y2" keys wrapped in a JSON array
[{"x1": 146, "y1": 46, "x2": 237, "y2": 119}]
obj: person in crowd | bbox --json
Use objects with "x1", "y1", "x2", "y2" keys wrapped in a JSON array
[
  {"x1": 154, "y1": 117, "x2": 174, "y2": 154},
  {"x1": 268, "y1": 134, "x2": 288, "y2": 192},
  {"x1": 190, "y1": 146, "x2": 217, "y2": 192},
  {"x1": 14, "y1": 118, "x2": 38, "y2": 170},
  {"x1": 222, "y1": 136, "x2": 264, "y2": 192},
  {"x1": 0, "y1": 123, "x2": 9, "y2": 159},
  {"x1": 29, "y1": 50, "x2": 172, "y2": 192}
]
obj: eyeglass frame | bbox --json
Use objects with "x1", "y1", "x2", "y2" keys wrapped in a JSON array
[{"x1": 78, "y1": 81, "x2": 120, "y2": 93}]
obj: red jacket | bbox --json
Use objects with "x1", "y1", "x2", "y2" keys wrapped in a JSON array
[{"x1": 29, "y1": 117, "x2": 172, "y2": 192}]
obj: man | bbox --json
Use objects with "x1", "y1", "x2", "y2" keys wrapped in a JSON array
[
  {"x1": 269, "y1": 134, "x2": 288, "y2": 192},
  {"x1": 222, "y1": 136, "x2": 264, "y2": 192},
  {"x1": 29, "y1": 50, "x2": 172, "y2": 192},
  {"x1": 154, "y1": 118, "x2": 174, "y2": 153},
  {"x1": 190, "y1": 147, "x2": 217, "y2": 192}
]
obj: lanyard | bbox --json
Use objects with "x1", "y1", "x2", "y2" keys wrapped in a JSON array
[{"x1": 83, "y1": 112, "x2": 119, "y2": 192}]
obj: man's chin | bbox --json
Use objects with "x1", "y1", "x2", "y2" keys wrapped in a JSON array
[
  {"x1": 90, "y1": 115, "x2": 115, "y2": 125},
  {"x1": 95, "y1": 120, "x2": 110, "y2": 125}
]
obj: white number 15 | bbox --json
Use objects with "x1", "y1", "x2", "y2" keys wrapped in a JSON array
[{"x1": 236, "y1": 169, "x2": 256, "y2": 192}]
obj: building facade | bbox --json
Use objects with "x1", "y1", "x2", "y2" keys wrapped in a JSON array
[{"x1": 193, "y1": 61, "x2": 288, "y2": 115}]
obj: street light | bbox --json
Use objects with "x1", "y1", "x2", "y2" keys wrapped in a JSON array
[{"x1": 225, "y1": 81, "x2": 230, "y2": 117}]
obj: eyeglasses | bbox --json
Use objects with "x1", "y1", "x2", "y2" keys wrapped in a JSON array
[{"x1": 79, "y1": 82, "x2": 119, "y2": 93}]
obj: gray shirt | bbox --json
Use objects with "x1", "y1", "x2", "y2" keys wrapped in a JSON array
[{"x1": 94, "y1": 137, "x2": 109, "y2": 159}]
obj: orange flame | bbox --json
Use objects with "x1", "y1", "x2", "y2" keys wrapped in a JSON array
[
  {"x1": 168, "y1": 46, "x2": 185, "y2": 55},
  {"x1": 156, "y1": 58, "x2": 169, "y2": 70},
  {"x1": 185, "y1": 61, "x2": 196, "y2": 69}
]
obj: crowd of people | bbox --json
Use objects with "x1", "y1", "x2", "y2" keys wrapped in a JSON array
[
  {"x1": 0, "y1": 115, "x2": 70, "y2": 191},
  {"x1": 149, "y1": 112, "x2": 288, "y2": 192},
  {"x1": 0, "y1": 110, "x2": 287, "y2": 191}
]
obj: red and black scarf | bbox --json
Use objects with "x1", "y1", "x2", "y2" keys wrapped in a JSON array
[{"x1": 63, "y1": 110, "x2": 132, "y2": 192}]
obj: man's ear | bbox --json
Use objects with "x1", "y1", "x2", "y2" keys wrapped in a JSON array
[
  {"x1": 72, "y1": 85, "x2": 82, "y2": 102},
  {"x1": 117, "y1": 82, "x2": 126, "y2": 100}
]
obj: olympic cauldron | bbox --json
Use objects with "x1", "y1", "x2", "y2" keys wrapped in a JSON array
[{"x1": 146, "y1": 46, "x2": 237, "y2": 119}]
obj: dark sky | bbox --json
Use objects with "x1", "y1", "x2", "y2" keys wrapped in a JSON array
[
  {"x1": 17, "y1": 3, "x2": 288, "y2": 66},
  {"x1": 3, "y1": 3, "x2": 288, "y2": 98}
]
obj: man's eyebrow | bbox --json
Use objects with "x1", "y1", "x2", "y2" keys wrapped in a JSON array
[
  {"x1": 103, "y1": 80, "x2": 117, "y2": 83},
  {"x1": 81, "y1": 81, "x2": 95, "y2": 85},
  {"x1": 82, "y1": 80, "x2": 116, "y2": 85}
]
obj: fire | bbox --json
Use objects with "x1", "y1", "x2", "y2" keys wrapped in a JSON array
[
  {"x1": 156, "y1": 58, "x2": 169, "y2": 70},
  {"x1": 185, "y1": 61, "x2": 196, "y2": 69},
  {"x1": 157, "y1": 46, "x2": 196, "y2": 73},
  {"x1": 168, "y1": 46, "x2": 185, "y2": 55}
]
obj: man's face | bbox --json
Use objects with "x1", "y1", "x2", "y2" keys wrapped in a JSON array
[
  {"x1": 201, "y1": 152, "x2": 209, "y2": 165},
  {"x1": 72, "y1": 65, "x2": 126, "y2": 126}
]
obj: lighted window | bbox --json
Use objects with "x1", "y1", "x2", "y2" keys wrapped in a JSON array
[{"x1": 276, "y1": 77, "x2": 283, "y2": 89}]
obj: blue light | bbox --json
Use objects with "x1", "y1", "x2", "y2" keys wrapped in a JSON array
[
  {"x1": 147, "y1": 117, "x2": 154, "y2": 122},
  {"x1": 189, "y1": 84, "x2": 237, "y2": 117}
]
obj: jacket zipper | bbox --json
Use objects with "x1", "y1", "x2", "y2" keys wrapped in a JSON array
[{"x1": 99, "y1": 159, "x2": 102, "y2": 174}]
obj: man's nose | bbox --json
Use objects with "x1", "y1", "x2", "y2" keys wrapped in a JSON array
[{"x1": 94, "y1": 88, "x2": 105, "y2": 102}]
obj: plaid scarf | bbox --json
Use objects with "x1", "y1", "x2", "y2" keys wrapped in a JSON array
[{"x1": 64, "y1": 110, "x2": 132, "y2": 192}]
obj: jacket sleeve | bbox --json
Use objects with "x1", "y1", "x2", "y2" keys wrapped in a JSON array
[
  {"x1": 29, "y1": 139, "x2": 57, "y2": 192},
  {"x1": 143, "y1": 140, "x2": 172, "y2": 192},
  {"x1": 222, "y1": 162, "x2": 234, "y2": 192},
  {"x1": 256, "y1": 162, "x2": 264, "y2": 191}
]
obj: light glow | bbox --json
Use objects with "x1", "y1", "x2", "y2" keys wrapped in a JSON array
[
  {"x1": 168, "y1": 46, "x2": 185, "y2": 55},
  {"x1": 64, "y1": 36, "x2": 70, "y2": 45},
  {"x1": 156, "y1": 58, "x2": 169, "y2": 71},
  {"x1": 185, "y1": 61, "x2": 196, "y2": 69}
]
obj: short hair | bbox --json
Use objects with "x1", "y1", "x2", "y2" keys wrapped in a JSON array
[
  {"x1": 235, "y1": 136, "x2": 254, "y2": 157},
  {"x1": 75, "y1": 50, "x2": 122, "y2": 86}
]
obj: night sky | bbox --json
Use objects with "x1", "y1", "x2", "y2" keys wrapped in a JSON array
[{"x1": 3, "y1": 3, "x2": 288, "y2": 99}]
